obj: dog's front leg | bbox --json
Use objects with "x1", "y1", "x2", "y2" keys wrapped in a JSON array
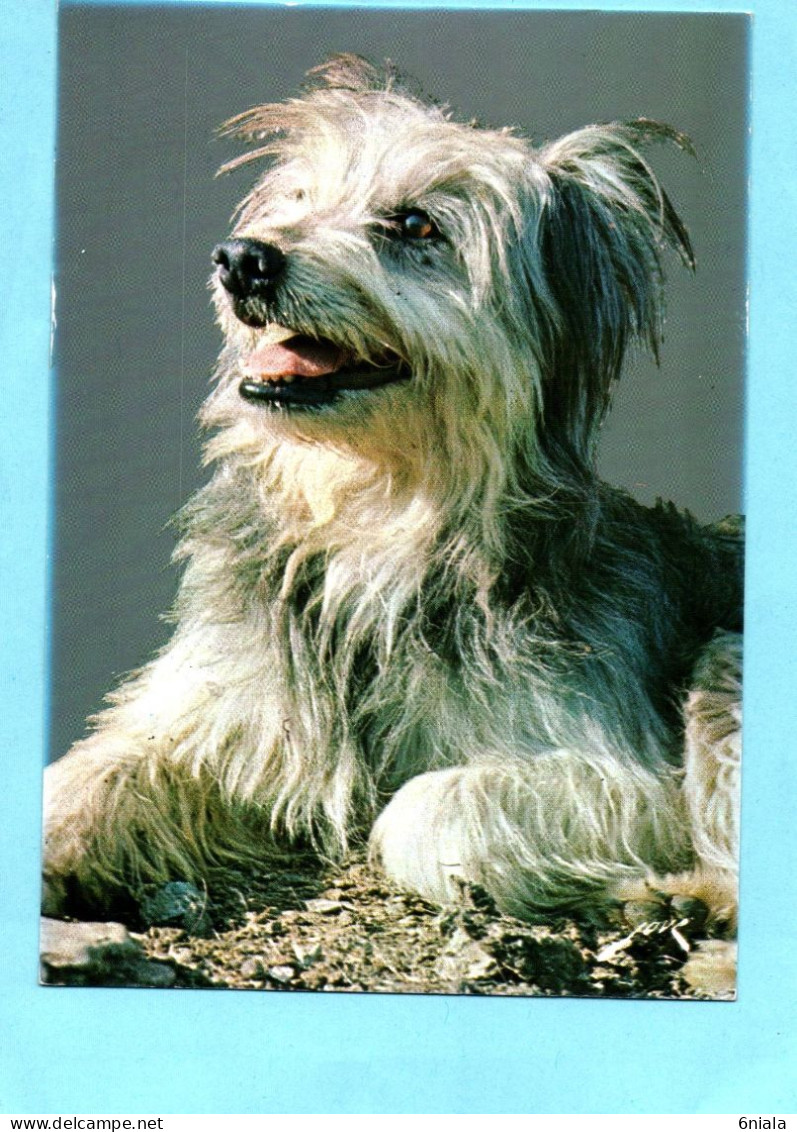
[
  {"x1": 371, "y1": 754, "x2": 692, "y2": 919},
  {"x1": 43, "y1": 626, "x2": 282, "y2": 917}
]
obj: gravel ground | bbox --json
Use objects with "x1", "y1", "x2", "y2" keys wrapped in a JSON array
[{"x1": 41, "y1": 855, "x2": 728, "y2": 999}]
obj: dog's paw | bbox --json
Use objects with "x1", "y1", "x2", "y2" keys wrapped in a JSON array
[
  {"x1": 681, "y1": 939, "x2": 737, "y2": 999},
  {"x1": 611, "y1": 869, "x2": 737, "y2": 999},
  {"x1": 613, "y1": 867, "x2": 737, "y2": 938}
]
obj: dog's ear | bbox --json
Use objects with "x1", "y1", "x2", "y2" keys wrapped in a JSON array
[{"x1": 532, "y1": 120, "x2": 694, "y2": 456}]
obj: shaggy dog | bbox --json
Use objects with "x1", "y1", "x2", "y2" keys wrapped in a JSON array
[{"x1": 43, "y1": 56, "x2": 742, "y2": 976}]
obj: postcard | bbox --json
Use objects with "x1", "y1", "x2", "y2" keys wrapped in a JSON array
[{"x1": 41, "y1": 4, "x2": 748, "y2": 1005}]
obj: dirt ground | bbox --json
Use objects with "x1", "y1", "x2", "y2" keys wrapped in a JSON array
[{"x1": 42, "y1": 853, "x2": 733, "y2": 1000}]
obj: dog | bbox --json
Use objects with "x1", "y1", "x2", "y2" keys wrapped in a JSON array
[{"x1": 43, "y1": 55, "x2": 742, "y2": 986}]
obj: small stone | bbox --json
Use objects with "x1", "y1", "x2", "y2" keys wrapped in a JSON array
[
  {"x1": 302, "y1": 970, "x2": 328, "y2": 990},
  {"x1": 240, "y1": 957, "x2": 266, "y2": 979},
  {"x1": 305, "y1": 898, "x2": 343, "y2": 914},
  {"x1": 435, "y1": 954, "x2": 461, "y2": 982},
  {"x1": 435, "y1": 930, "x2": 498, "y2": 983},
  {"x1": 464, "y1": 946, "x2": 499, "y2": 981},
  {"x1": 292, "y1": 941, "x2": 322, "y2": 967},
  {"x1": 40, "y1": 918, "x2": 135, "y2": 970},
  {"x1": 40, "y1": 917, "x2": 176, "y2": 988},
  {"x1": 268, "y1": 964, "x2": 295, "y2": 984},
  {"x1": 492, "y1": 929, "x2": 586, "y2": 991},
  {"x1": 140, "y1": 882, "x2": 211, "y2": 934},
  {"x1": 138, "y1": 962, "x2": 176, "y2": 988},
  {"x1": 446, "y1": 927, "x2": 473, "y2": 952}
]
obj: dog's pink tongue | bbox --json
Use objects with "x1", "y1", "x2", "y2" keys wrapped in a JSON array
[{"x1": 244, "y1": 338, "x2": 347, "y2": 380}]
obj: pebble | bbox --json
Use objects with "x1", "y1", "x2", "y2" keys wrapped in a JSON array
[
  {"x1": 268, "y1": 965, "x2": 296, "y2": 984},
  {"x1": 240, "y1": 957, "x2": 266, "y2": 979},
  {"x1": 305, "y1": 898, "x2": 343, "y2": 914},
  {"x1": 140, "y1": 882, "x2": 211, "y2": 934},
  {"x1": 292, "y1": 941, "x2": 323, "y2": 967},
  {"x1": 40, "y1": 917, "x2": 176, "y2": 988},
  {"x1": 435, "y1": 929, "x2": 498, "y2": 983},
  {"x1": 40, "y1": 918, "x2": 134, "y2": 970}
]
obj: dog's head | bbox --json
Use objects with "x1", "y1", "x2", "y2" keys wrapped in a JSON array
[{"x1": 207, "y1": 55, "x2": 693, "y2": 493}]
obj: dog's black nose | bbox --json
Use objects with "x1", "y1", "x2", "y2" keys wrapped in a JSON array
[{"x1": 212, "y1": 239, "x2": 286, "y2": 300}]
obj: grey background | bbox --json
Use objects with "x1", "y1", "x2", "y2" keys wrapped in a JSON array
[{"x1": 51, "y1": 6, "x2": 748, "y2": 759}]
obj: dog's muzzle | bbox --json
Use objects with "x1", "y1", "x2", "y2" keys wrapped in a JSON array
[{"x1": 212, "y1": 239, "x2": 410, "y2": 409}]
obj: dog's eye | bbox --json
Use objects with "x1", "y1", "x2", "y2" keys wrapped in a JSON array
[
  {"x1": 401, "y1": 211, "x2": 437, "y2": 239},
  {"x1": 387, "y1": 210, "x2": 440, "y2": 241}
]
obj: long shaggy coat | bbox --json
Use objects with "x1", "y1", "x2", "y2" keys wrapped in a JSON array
[{"x1": 44, "y1": 56, "x2": 742, "y2": 937}]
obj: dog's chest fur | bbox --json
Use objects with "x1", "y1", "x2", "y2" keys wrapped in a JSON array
[{"x1": 178, "y1": 457, "x2": 742, "y2": 813}]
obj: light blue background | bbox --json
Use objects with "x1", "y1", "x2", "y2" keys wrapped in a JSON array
[{"x1": 2, "y1": 0, "x2": 795, "y2": 1116}]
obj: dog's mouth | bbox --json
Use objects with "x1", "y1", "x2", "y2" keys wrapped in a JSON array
[{"x1": 238, "y1": 325, "x2": 409, "y2": 408}]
